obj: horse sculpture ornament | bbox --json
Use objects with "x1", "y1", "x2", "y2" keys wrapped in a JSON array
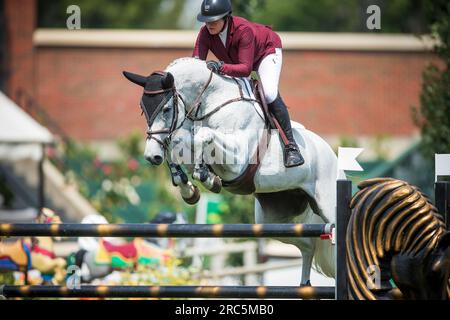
[
  {"x1": 123, "y1": 57, "x2": 339, "y2": 285},
  {"x1": 0, "y1": 208, "x2": 66, "y2": 284},
  {"x1": 347, "y1": 178, "x2": 450, "y2": 300}
]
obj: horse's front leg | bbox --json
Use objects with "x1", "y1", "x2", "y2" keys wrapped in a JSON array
[
  {"x1": 168, "y1": 162, "x2": 200, "y2": 205},
  {"x1": 192, "y1": 127, "x2": 222, "y2": 193}
]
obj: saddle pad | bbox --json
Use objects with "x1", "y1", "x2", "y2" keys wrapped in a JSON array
[
  {"x1": 236, "y1": 77, "x2": 306, "y2": 130},
  {"x1": 236, "y1": 78, "x2": 265, "y2": 120}
]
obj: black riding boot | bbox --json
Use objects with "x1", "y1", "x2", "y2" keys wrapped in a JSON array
[{"x1": 268, "y1": 94, "x2": 305, "y2": 167}]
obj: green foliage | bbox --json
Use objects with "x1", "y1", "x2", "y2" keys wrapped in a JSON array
[
  {"x1": 107, "y1": 256, "x2": 201, "y2": 287},
  {"x1": 251, "y1": 0, "x2": 428, "y2": 33},
  {"x1": 219, "y1": 191, "x2": 254, "y2": 224},
  {"x1": 370, "y1": 134, "x2": 391, "y2": 160},
  {"x1": 38, "y1": 0, "x2": 429, "y2": 33},
  {"x1": 38, "y1": 0, "x2": 186, "y2": 29},
  {"x1": 413, "y1": 1, "x2": 450, "y2": 160},
  {"x1": 334, "y1": 135, "x2": 360, "y2": 154},
  {"x1": 0, "y1": 272, "x2": 15, "y2": 285},
  {"x1": 49, "y1": 134, "x2": 195, "y2": 223},
  {"x1": 49, "y1": 132, "x2": 255, "y2": 225}
]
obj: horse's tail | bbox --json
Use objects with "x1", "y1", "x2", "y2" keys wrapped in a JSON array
[{"x1": 347, "y1": 177, "x2": 446, "y2": 300}]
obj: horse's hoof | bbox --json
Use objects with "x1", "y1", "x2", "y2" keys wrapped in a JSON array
[
  {"x1": 209, "y1": 176, "x2": 222, "y2": 194},
  {"x1": 183, "y1": 186, "x2": 200, "y2": 205},
  {"x1": 300, "y1": 280, "x2": 311, "y2": 287},
  {"x1": 192, "y1": 166, "x2": 209, "y2": 183}
]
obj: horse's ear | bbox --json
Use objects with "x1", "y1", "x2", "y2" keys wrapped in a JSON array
[
  {"x1": 161, "y1": 72, "x2": 174, "y2": 89},
  {"x1": 122, "y1": 71, "x2": 147, "y2": 87}
]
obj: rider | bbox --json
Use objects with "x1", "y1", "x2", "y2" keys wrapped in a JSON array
[{"x1": 193, "y1": 0, "x2": 304, "y2": 168}]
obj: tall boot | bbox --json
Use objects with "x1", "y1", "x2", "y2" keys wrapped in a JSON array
[{"x1": 268, "y1": 94, "x2": 305, "y2": 167}]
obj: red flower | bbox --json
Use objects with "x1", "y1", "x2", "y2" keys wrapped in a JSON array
[
  {"x1": 127, "y1": 159, "x2": 139, "y2": 171},
  {"x1": 46, "y1": 147, "x2": 56, "y2": 158},
  {"x1": 93, "y1": 158, "x2": 103, "y2": 168},
  {"x1": 102, "y1": 164, "x2": 113, "y2": 175}
]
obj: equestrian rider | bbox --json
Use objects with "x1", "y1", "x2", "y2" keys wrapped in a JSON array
[{"x1": 193, "y1": 0, "x2": 304, "y2": 168}]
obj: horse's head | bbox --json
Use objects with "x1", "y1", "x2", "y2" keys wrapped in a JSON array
[
  {"x1": 348, "y1": 178, "x2": 450, "y2": 300},
  {"x1": 123, "y1": 70, "x2": 182, "y2": 166},
  {"x1": 391, "y1": 231, "x2": 450, "y2": 300}
]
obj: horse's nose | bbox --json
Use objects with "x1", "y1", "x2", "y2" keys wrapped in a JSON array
[
  {"x1": 144, "y1": 153, "x2": 163, "y2": 165},
  {"x1": 152, "y1": 155, "x2": 163, "y2": 165}
]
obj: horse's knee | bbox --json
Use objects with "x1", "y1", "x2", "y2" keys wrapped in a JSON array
[{"x1": 194, "y1": 127, "x2": 214, "y2": 145}]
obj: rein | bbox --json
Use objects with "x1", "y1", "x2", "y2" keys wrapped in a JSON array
[
  {"x1": 186, "y1": 73, "x2": 260, "y2": 121},
  {"x1": 144, "y1": 70, "x2": 261, "y2": 151},
  {"x1": 143, "y1": 68, "x2": 271, "y2": 195},
  {"x1": 143, "y1": 72, "x2": 185, "y2": 149}
]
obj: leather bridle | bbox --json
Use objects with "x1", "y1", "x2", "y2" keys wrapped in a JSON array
[
  {"x1": 142, "y1": 71, "x2": 185, "y2": 150},
  {"x1": 142, "y1": 70, "x2": 259, "y2": 152}
]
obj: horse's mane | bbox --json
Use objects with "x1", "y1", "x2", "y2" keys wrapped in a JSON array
[
  {"x1": 166, "y1": 57, "x2": 202, "y2": 70},
  {"x1": 347, "y1": 177, "x2": 446, "y2": 300}
]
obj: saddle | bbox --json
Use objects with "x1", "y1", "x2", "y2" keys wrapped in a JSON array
[
  {"x1": 251, "y1": 76, "x2": 291, "y2": 146},
  {"x1": 219, "y1": 76, "x2": 282, "y2": 195},
  {"x1": 250, "y1": 77, "x2": 277, "y2": 130}
]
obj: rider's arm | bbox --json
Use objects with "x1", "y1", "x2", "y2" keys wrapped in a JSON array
[
  {"x1": 220, "y1": 27, "x2": 255, "y2": 77},
  {"x1": 193, "y1": 26, "x2": 209, "y2": 60}
]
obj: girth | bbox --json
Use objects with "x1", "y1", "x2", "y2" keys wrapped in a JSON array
[
  {"x1": 216, "y1": 127, "x2": 271, "y2": 195},
  {"x1": 208, "y1": 77, "x2": 273, "y2": 195}
]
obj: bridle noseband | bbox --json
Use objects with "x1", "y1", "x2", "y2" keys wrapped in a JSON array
[
  {"x1": 142, "y1": 71, "x2": 185, "y2": 150},
  {"x1": 142, "y1": 69, "x2": 258, "y2": 153}
]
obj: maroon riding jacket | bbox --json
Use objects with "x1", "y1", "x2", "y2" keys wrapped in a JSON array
[{"x1": 193, "y1": 16, "x2": 282, "y2": 77}]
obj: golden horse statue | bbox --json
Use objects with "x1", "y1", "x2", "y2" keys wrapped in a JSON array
[{"x1": 347, "y1": 178, "x2": 450, "y2": 300}]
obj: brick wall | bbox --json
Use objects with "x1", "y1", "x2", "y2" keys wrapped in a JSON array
[
  {"x1": 4, "y1": 0, "x2": 36, "y2": 100},
  {"x1": 281, "y1": 50, "x2": 438, "y2": 136},
  {"x1": 35, "y1": 45, "x2": 439, "y2": 140}
]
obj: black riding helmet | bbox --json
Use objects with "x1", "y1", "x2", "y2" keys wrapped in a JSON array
[{"x1": 197, "y1": 0, "x2": 232, "y2": 23}]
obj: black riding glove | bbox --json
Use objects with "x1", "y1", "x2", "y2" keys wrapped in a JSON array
[{"x1": 206, "y1": 60, "x2": 224, "y2": 75}]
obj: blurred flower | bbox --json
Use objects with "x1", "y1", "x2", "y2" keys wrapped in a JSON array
[
  {"x1": 46, "y1": 147, "x2": 56, "y2": 158},
  {"x1": 127, "y1": 158, "x2": 139, "y2": 171},
  {"x1": 131, "y1": 176, "x2": 141, "y2": 186},
  {"x1": 102, "y1": 164, "x2": 113, "y2": 175},
  {"x1": 102, "y1": 179, "x2": 113, "y2": 192},
  {"x1": 93, "y1": 157, "x2": 103, "y2": 168},
  {"x1": 125, "y1": 185, "x2": 140, "y2": 205}
]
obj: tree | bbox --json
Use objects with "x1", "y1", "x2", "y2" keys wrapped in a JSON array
[
  {"x1": 413, "y1": 1, "x2": 450, "y2": 160},
  {"x1": 38, "y1": 0, "x2": 186, "y2": 29},
  {"x1": 38, "y1": 0, "x2": 429, "y2": 33},
  {"x1": 250, "y1": 0, "x2": 428, "y2": 33}
]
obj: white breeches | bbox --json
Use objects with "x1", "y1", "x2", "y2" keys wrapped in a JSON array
[{"x1": 257, "y1": 48, "x2": 283, "y2": 104}]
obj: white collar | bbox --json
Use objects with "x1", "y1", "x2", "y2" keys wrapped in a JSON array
[
  {"x1": 219, "y1": 20, "x2": 228, "y2": 36},
  {"x1": 219, "y1": 20, "x2": 228, "y2": 47}
]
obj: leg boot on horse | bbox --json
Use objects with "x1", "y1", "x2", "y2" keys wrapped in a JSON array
[{"x1": 268, "y1": 94, "x2": 305, "y2": 167}]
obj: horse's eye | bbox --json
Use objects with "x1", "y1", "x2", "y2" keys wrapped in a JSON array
[{"x1": 163, "y1": 106, "x2": 171, "y2": 114}]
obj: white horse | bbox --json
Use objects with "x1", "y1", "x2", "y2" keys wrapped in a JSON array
[{"x1": 123, "y1": 57, "x2": 338, "y2": 285}]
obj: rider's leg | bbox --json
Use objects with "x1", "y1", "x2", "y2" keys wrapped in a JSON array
[{"x1": 258, "y1": 48, "x2": 304, "y2": 167}]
